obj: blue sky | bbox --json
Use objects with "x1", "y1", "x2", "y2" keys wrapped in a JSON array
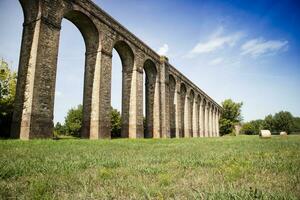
[{"x1": 0, "y1": 0, "x2": 299, "y2": 123}]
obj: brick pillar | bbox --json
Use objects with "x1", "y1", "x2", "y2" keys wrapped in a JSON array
[
  {"x1": 199, "y1": 98, "x2": 204, "y2": 137},
  {"x1": 209, "y1": 104, "x2": 213, "y2": 137},
  {"x1": 192, "y1": 96, "x2": 199, "y2": 137},
  {"x1": 81, "y1": 50, "x2": 102, "y2": 139},
  {"x1": 89, "y1": 49, "x2": 112, "y2": 139},
  {"x1": 175, "y1": 81, "x2": 181, "y2": 138},
  {"x1": 127, "y1": 57, "x2": 144, "y2": 138},
  {"x1": 217, "y1": 110, "x2": 220, "y2": 137},
  {"x1": 184, "y1": 94, "x2": 190, "y2": 138},
  {"x1": 211, "y1": 106, "x2": 215, "y2": 137},
  {"x1": 11, "y1": 13, "x2": 61, "y2": 139},
  {"x1": 153, "y1": 75, "x2": 161, "y2": 138},
  {"x1": 204, "y1": 103, "x2": 209, "y2": 137},
  {"x1": 159, "y1": 56, "x2": 170, "y2": 138}
]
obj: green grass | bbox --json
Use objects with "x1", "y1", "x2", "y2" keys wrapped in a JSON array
[{"x1": 1, "y1": 135, "x2": 300, "y2": 199}]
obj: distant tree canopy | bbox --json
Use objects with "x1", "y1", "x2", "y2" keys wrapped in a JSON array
[
  {"x1": 241, "y1": 111, "x2": 296, "y2": 135},
  {"x1": 54, "y1": 105, "x2": 122, "y2": 138},
  {"x1": 219, "y1": 99, "x2": 243, "y2": 136},
  {"x1": 0, "y1": 59, "x2": 17, "y2": 137}
]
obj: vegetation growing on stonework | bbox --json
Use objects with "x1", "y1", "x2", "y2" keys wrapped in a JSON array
[{"x1": 0, "y1": 59, "x2": 17, "y2": 138}]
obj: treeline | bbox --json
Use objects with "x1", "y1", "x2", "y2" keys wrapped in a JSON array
[
  {"x1": 241, "y1": 112, "x2": 300, "y2": 135},
  {"x1": 219, "y1": 99, "x2": 299, "y2": 136}
]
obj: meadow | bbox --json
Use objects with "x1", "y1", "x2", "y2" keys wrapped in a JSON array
[{"x1": 0, "y1": 135, "x2": 299, "y2": 199}]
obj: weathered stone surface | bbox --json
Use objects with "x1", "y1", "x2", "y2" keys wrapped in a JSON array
[{"x1": 12, "y1": 0, "x2": 222, "y2": 139}]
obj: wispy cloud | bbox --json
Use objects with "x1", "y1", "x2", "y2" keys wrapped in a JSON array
[
  {"x1": 209, "y1": 57, "x2": 224, "y2": 65},
  {"x1": 187, "y1": 27, "x2": 244, "y2": 57},
  {"x1": 157, "y1": 44, "x2": 169, "y2": 55},
  {"x1": 241, "y1": 38, "x2": 288, "y2": 57}
]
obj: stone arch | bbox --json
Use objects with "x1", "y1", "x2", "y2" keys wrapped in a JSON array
[
  {"x1": 169, "y1": 74, "x2": 176, "y2": 138},
  {"x1": 180, "y1": 83, "x2": 187, "y2": 138},
  {"x1": 12, "y1": 2, "x2": 101, "y2": 139},
  {"x1": 63, "y1": 10, "x2": 99, "y2": 52},
  {"x1": 143, "y1": 59, "x2": 158, "y2": 138},
  {"x1": 61, "y1": 10, "x2": 100, "y2": 139}
]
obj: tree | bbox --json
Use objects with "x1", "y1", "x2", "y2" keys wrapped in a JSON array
[
  {"x1": 273, "y1": 111, "x2": 294, "y2": 134},
  {"x1": 0, "y1": 59, "x2": 17, "y2": 137},
  {"x1": 64, "y1": 105, "x2": 83, "y2": 137},
  {"x1": 261, "y1": 114, "x2": 274, "y2": 131},
  {"x1": 292, "y1": 117, "x2": 300, "y2": 133},
  {"x1": 111, "y1": 107, "x2": 121, "y2": 138},
  {"x1": 219, "y1": 99, "x2": 243, "y2": 136},
  {"x1": 240, "y1": 119, "x2": 264, "y2": 135},
  {"x1": 57, "y1": 105, "x2": 122, "y2": 137}
]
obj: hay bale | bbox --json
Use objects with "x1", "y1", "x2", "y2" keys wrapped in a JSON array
[
  {"x1": 260, "y1": 130, "x2": 271, "y2": 138},
  {"x1": 280, "y1": 131, "x2": 288, "y2": 136}
]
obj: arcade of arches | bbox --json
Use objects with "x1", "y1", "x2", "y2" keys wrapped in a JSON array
[{"x1": 12, "y1": 0, "x2": 222, "y2": 139}]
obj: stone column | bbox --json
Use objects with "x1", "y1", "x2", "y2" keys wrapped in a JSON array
[
  {"x1": 209, "y1": 104, "x2": 213, "y2": 137},
  {"x1": 175, "y1": 81, "x2": 182, "y2": 138},
  {"x1": 192, "y1": 95, "x2": 198, "y2": 137},
  {"x1": 89, "y1": 49, "x2": 112, "y2": 139},
  {"x1": 204, "y1": 102, "x2": 209, "y2": 137},
  {"x1": 81, "y1": 49, "x2": 102, "y2": 139},
  {"x1": 216, "y1": 110, "x2": 220, "y2": 137},
  {"x1": 212, "y1": 105, "x2": 215, "y2": 137},
  {"x1": 214, "y1": 108, "x2": 218, "y2": 137},
  {"x1": 159, "y1": 56, "x2": 170, "y2": 138},
  {"x1": 11, "y1": 12, "x2": 61, "y2": 139},
  {"x1": 153, "y1": 73, "x2": 161, "y2": 138},
  {"x1": 184, "y1": 93, "x2": 190, "y2": 138},
  {"x1": 128, "y1": 65, "x2": 144, "y2": 138},
  {"x1": 199, "y1": 98, "x2": 204, "y2": 137}
]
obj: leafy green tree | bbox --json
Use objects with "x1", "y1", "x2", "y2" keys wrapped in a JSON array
[
  {"x1": 273, "y1": 111, "x2": 294, "y2": 134},
  {"x1": 292, "y1": 117, "x2": 300, "y2": 133},
  {"x1": 64, "y1": 105, "x2": 83, "y2": 137},
  {"x1": 57, "y1": 105, "x2": 122, "y2": 137},
  {"x1": 111, "y1": 107, "x2": 121, "y2": 138},
  {"x1": 240, "y1": 120, "x2": 263, "y2": 135},
  {"x1": 240, "y1": 122, "x2": 255, "y2": 135},
  {"x1": 54, "y1": 122, "x2": 65, "y2": 136},
  {"x1": 219, "y1": 99, "x2": 243, "y2": 135},
  {"x1": 261, "y1": 114, "x2": 274, "y2": 131},
  {"x1": 0, "y1": 59, "x2": 17, "y2": 137}
]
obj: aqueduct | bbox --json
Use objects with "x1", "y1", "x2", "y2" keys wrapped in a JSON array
[{"x1": 12, "y1": 0, "x2": 222, "y2": 139}]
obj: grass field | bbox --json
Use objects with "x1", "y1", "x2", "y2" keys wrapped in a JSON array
[{"x1": 1, "y1": 135, "x2": 300, "y2": 199}]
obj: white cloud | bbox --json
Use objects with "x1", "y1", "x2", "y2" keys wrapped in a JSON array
[
  {"x1": 187, "y1": 27, "x2": 244, "y2": 57},
  {"x1": 157, "y1": 44, "x2": 169, "y2": 55},
  {"x1": 209, "y1": 57, "x2": 224, "y2": 65},
  {"x1": 241, "y1": 38, "x2": 288, "y2": 57}
]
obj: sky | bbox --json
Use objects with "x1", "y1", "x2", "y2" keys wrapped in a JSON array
[{"x1": 0, "y1": 0, "x2": 299, "y2": 123}]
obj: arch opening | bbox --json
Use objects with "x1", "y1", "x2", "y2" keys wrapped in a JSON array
[
  {"x1": 54, "y1": 10, "x2": 99, "y2": 138},
  {"x1": 143, "y1": 59, "x2": 158, "y2": 138},
  {"x1": 112, "y1": 40, "x2": 134, "y2": 138}
]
